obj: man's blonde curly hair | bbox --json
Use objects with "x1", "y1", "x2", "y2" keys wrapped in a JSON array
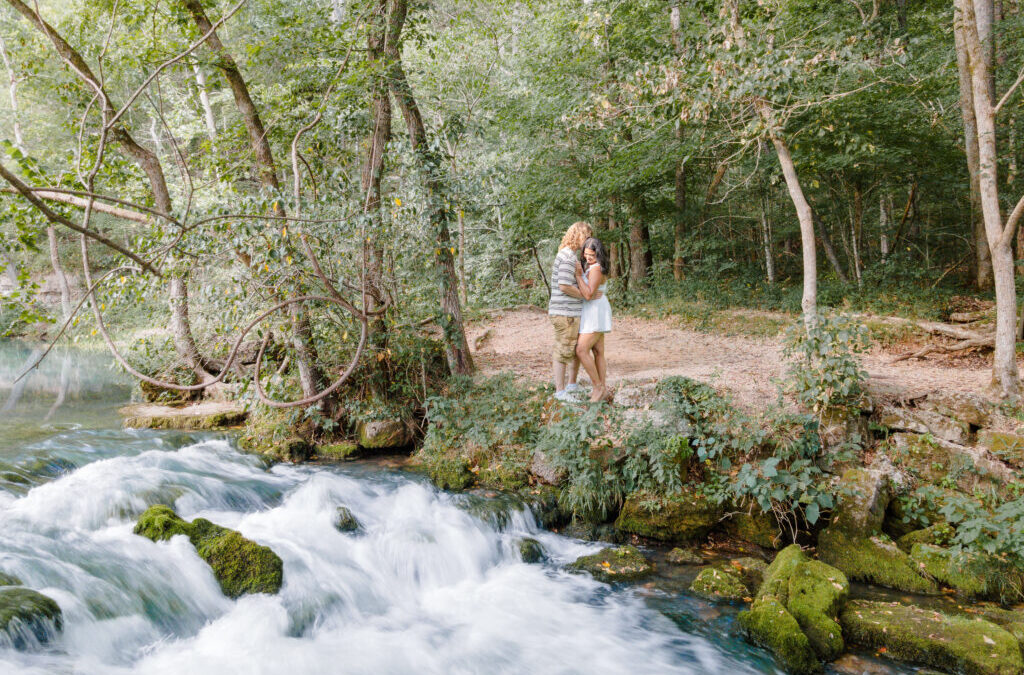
[{"x1": 560, "y1": 221, "x2": 593, "y2": 250}]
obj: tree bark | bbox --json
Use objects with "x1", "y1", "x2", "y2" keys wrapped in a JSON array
[
  {"x1": 961, "y1": 0, "x2": 1020, "y2": 398},
  {"x1": 384, "y1": 0, "x2": 473, "y2": 375},
  {"x1": 0, "y1": 35, "x2": 24, "y2": 149},
  {"x1": 955, "y1": 2, "x2": 994, "y2": 289},
  {"x1": 760, "y1": 197, "x2": 775, "y2": 284},
  {"x1": 812, "y1": 207, "x2": 849, "y2": 284},
  {"x1": 47, "y1": 227, "x2": 72, "y2": 319},
  {"x1": 192, "y1": 62, "x2": 218, "y2": 142},
  {"x1": 671, "y1": 2, "x2": 685, "y2": 280}
]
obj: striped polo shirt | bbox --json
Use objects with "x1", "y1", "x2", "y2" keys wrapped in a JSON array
[{"x1": 547, "y1": 247, "x2": 583, "y2": 316}]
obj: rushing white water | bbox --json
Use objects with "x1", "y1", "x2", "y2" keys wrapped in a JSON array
[{"x1": 0, "y1": 433, "x2": 782, "y2": 675}]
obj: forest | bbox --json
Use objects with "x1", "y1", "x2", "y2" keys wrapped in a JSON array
[{"x1": 3, "y1": 1, "x2": 1024, "y2": 674}]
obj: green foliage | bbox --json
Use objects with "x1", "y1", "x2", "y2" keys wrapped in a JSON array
[{"x1": 782, "y1": 313, "x2": 871, "y2": 415}]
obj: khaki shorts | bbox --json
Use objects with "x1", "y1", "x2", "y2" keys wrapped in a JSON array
[{"x1": 550, "y1": 315, "x2": 580, "y2": 364}]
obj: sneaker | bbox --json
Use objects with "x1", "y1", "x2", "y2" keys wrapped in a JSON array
[{"x1": 553, "y1": 390, "x2": 573, "y2": 402}]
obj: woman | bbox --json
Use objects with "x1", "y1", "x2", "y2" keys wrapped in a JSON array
[{"x1": 574, "y1": 237, "x2": 612, "y2": 403}]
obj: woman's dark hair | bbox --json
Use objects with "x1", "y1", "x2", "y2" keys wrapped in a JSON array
[{"x1": 580, "y1": 237, "x2": 609, "y2": 275}]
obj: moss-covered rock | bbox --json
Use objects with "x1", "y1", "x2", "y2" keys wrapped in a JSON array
[
  {"x1": 518, "y1": 538, "x2": 545, "y2": 563},
  {"x1": 134, "y1": 505, "x2": 283, "y2": 598},
  {"x1": 817, "y1": 528, "x2": 938, "y2": 594},
  {"x1": 567, "y1": 546, "x2": 654, "y2": 583},
  {"x1": 889, "y1": 433, "x2": 1013, "y2": 495},
  {"x1": 919, "y1": 391, "x2": 993, "y2": 429},
  {"x1": 317, "y1": 442, "x2": 359, "y2": 460},
  {"x1": 0, "y1": 572, "x2": 22, "y2": 587},
  {"x1": 786, "y1": 560, "x2": 849, "y2": 661},
  {"x1": 830, "y1": 468, "x2": 891, "y2": 536},
  {"x1": 357, "y1": 419, "x2": 412, "y2": 449},
  {"x1": 840, "y1": 600, "x2": 1022, "y2": 675},
  {"x1": 0, "y1": 588, "x2": 63, "y2": 650},
  {"x1": 133, "y1": 504, "x2": 192, "y2": 541},
  {"x1": 739, "y1": 596, "x2": 821, "y2": 675},
  {"x1": 910, "y1": 544, "x2": 1024, "y2": 603},
  {"x1": 731, "y1": 557, "x2": 768, "y2": 592},
  {"x1": 426, "y1": 455, "x2": 475, "y2": 491},
  {"x1": 690, "y1": 566, "x2": 748, "y2": 602},
  {"x1": 758, "y1": 544, "x2": 809, "y2": 602},
  {"x1": 666, "y1": 547, "x2": 704, "y2": 565},
  {"x1": 121, "y1": 402, "x2": 247, "y2": 431},
  {"x1": 614, "y1": 490, "x2": 723, "y2": 542},
  {"x1": 977, "y1": 430, "x2": 1024, "y2": 468},
  {"x1": 879, "y1": 406, "x2": 969, "y2": 445},
  {"x1": 334, "y1": 506, "x2": 361, "y2": 533},
  {"x1": 721, "y1": 510, "x2": 782, "y2": 549},
  {"x1": 896, "y1": 524, "x2": 954, "y2": 553},
  {"x1": 188, "y1": 518, "x2": 283, "y2": 598}
]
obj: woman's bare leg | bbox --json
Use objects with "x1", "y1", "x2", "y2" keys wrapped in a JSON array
[
  {"x1": 575, "y1": 332, "x2": 604, "y2": 401},
  {"x1": 593, "y1": 333, "x2": 607, "y2": 387}
]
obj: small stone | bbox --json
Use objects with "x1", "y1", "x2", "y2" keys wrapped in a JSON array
[
  {"x1": 334, "y1": 506, "x2": 361, "y2": 533},
  {"x1": 690, "y1": 566, "x2": 748, "y2": 602},
  {"x1": 519, "y1": 538, "x2": 545, "y2": 563},
  {"x1": 567, "y1": 546, "x2": 654, "y2": 583},
  {"x1": 529, "y1": 450, "x2": 567, "y2": 486},
  {"x1": 666, "y1": 547, "x2": 704, "y2": 565}
]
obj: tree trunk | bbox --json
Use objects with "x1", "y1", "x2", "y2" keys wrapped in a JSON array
[
  {"x1": 760, "y1": 197, "x2": 776, "y2": 284},
  {"x1": 879, "y1": 193, "x2": 890, "y2": 259},
  {"x1": 628, "y1": 207, "x2": 650, "y2": 285},
  {"x1": 961, "y1": 0, "x2": 1020, "y2": 398},
  {"x1": 169, "y1": 275, "x2": 214, "y2": 382},
  {"x1": 47, "y1": 227, "x2": 72, "y2": 319},
  {"x1": 607, "y1": 200, "x2": 619, "y2": 278},
  {"x1": 671, "y1": 2, "x2": 685, "y2": 280},
  {"x1": 384, "y1": 0, "x2": 473, "y2": 375},
  {"x1": 0, "y1": 35, "x2": 24, "y2": 149},
  {"x1": 812, "y1": 207, "x2": 849, "y2": 284},
  {"x1": 192, "y1": 62, "x2": 218, "y2": 142},
  {"x1": 955, "y1": 2, "x2": 994, "y2": 289},
  {"x1": 852, "y1": 185, "x2": 864, "y2": 286}
]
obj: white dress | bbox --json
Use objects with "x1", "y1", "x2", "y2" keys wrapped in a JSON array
[{"x1": 579, "y1": 282, "x2": 612, "y2": 334}]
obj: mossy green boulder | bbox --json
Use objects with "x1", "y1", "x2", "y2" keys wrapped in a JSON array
[
  {"x1": 134, "y1": 505, "x2": 283, "y2": 598},
  {"x1": 518, "y1": 538, "x2": 545, "y2": 563},
  {"x1": 840, "y1": 600, "x2": 1023, "y2": 675},
  {"x1": 357, "y1": 419, "x2": 412, "y2": 449},
  {"x1": 786, "y1": 560, "x2": 849, "y2": 661},
  {"x1": 666, "y1": 547, "x2": 703, "y2": 565},
  {"x1": 0, "y1": 588, "x2": 63, "y2": 650},
  {"x1": 721, "y1": 510, "x2": 781, "y2": 549},
  {"x1": 690, "y1": 566, "x2": 748, "y2": 602},
  {"x1": 0, "y1": 572, "x2": 22, "y2": 587},
  {"x1": 731, "y1": 557, "x2": 768, "y2": 592},
  {"x1": 614, "y1": 491, "x2": 723, "y2": 542},
  {"x1": 567, "y1": 546, "x2": 654, "y2": 583},
  {"x1": 910, "y1": 544, "x2": 1024, "y2": 603},
  {"x1": 426, "y1": 455, "x2": 474, "y2": 491},
  {"x1": 817, "y1": 528, "x2": 938, "y2": 594},
  {"x1": 334, "y1": 506, "x2": 361, "y2": 533},
  {"x1": 896, "y1": 523, "x2": 954, "y2": 553},
  {"x1": 739, "y1": 596, "x2": 821, "y2": 675}
]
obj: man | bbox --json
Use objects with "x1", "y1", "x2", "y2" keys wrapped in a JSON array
[{"x1": 548, "y1": 221, "x2": 596, "y2": 401}]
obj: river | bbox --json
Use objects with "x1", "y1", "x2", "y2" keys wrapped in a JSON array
[{"x1": 0, "y1": 342, "x2": 912, "y2": 674}]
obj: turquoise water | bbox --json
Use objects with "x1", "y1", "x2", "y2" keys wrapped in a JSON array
[{"x1": 0, "y1": 341, "x2": 915, "y2": 674}]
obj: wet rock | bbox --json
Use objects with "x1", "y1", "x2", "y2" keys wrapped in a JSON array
[
  {"x1": 690, "y1": 566, "x2": 747, "y2": 602},
  {"x1": 357, "y1": 420, "x2": 412, "y2": 449},
  {"x1": 529, "y1": 450, "x2": 566, "y2": 486},
  {"x1": 138, "y1": 380, "x2": 199, "y2": 405},
  {"x1": 560, "y1": 520, "x2": 625, "y2": 544},
  {"x1": 518, "y1": 538, "x2": 545, "y2": 563},
  {"x1": 567, "y1": 545, "x2": 654, "y2": 583},
  {"x1": 0, "y1": 572, "x2": 22, "y2": 587},
  {"x1": 829, "y1": 468, "x2": 892, "y2": 536},
  {"x1": 721, "y1": 510, "x2": 782, "y2": 550},
  {"x1": 0, "y1": 588, "x2": 63, "y2": 650},
  {"x1": 889, "y1": 433, "x2": 1014, "y2": 494},
  {"x1": 318, "y1": 442, "x2": 359, "y2": 460},
  {"x1": 334, "y1": 506, "x2": 361, "y2": 533},
  {"x1": 879, "y1": 406, "x2": 969, "y2": 445},
  {"x1": 839, "y1": 600, "x2": 1022, "y2": 675},
  {"x1": 731, "y1": 557, "x2": 768, "y2": 592},
  {"x1": 739, "y1": 596, "x2": 820, "y2": 675},
  {"x1": 666, "y1": 547, "x2": 703, "y2": 565},
  {"x1": 919, "y1": 391, "x2": 993, "y2": 428},
  {"x1": 738, "y1": 545, "x2": 821, "y2": 674},
  {"x1": 134, "y1": 505, "x2": 283, "y2": 598},
  {"x1": 426, "y1": 455, "x2": 474, "y2": 491},
  {"x1": 521, "y1": 486, "x2": 567, "y2": 529},
  {"x1": 786, "y1": 560, "x2": 849, "y2": 661},
  {"x1": 909, "y1": 544, "x2": 1024, "y2": 603},
  {"x1": 614, "y1": 490, "x2": 724, "y2": 542},
  {"x1": 817, "y1": 529, "x2": 938, "y2": 594}
]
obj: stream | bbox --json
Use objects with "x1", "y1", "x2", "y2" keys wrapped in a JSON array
[{"x1": 0, "y1": 342, "x2": 915, "y2": 674}]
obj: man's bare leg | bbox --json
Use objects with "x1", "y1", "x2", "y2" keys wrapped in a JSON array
[
  {"x1": 568, "y1": 356, "x2": 579, "y2": 386},
  {"x1": 552, "y1": 357, "x2": 568, "y2": 392}
]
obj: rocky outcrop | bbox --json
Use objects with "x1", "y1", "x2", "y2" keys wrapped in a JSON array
[
  {"x1": 567, "y1": 546, "x2": 654, "y2": 583},
  {"x1": 889, "y1": 433, "x2": 1014, "y2": 494},
  {"x1": 0, "y1": 587, "x2": 63, "y2": 650},
  {"x1": 909, "y1": 544, "x2": 1024, "y2": 604},
  {"x1": 334, "y1": 506, "x2": 361, "y2": 533},
  {"x1": 721, "y1": 509, "x2": 782, "y2": 550},
  {"x1": 840, "y1": 600, "x2": 1023, "y2": 675},
  {"x1": 614, "y1": 490, "x2": 723, "y2": 542},
  {"x1": 121, "y1": 402, "x2": 247, "y2": 431},
  {"x1": 518, "y1": 538, "x2": 545, "y2": 563},
  {"x1": 134, "y1": 505, "x2": 283, "y2": 598}
]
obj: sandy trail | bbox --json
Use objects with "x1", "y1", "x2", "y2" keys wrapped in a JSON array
[{"x1": 467, "y1": 307, "x2": 994, "y2": 410}]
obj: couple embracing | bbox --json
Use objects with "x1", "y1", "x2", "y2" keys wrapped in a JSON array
[{"x1": 548, "y1": 221, "x2": 613, "y2": 403}]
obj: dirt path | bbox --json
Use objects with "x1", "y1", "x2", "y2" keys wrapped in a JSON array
[{"x1": 467, "y1": 307, "x2": 995, "y2": 410}]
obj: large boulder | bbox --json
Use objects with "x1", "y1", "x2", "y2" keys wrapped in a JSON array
[
  {"x1": 0, "y1": 588, "x2": 63, "y2": 650},
  {"x1": 529, "y1": 450, "x2": 566, "y2": 486},
  {"x1": 786, "y1": 560, "x2": 849, "y2": 661},
  {"x1": 614, "y1": 490, "x2": 723, "y2": 542},
  {"x1": 878, "y1": 405, "x2": 970, "y2": 445},
  {"x1": 918, "y1": 391, "x2": 993, "y2": 429},
  {"x1": 357, "y1": 420, "x2": 413, "y2": 449},
  {"x1": 721, "y1": 509, "x2": 782, "y2": 550},
  {"x1": 134, "y1": 505, "x2": 283, "y2": 598},
  {"x1": 977, "y1": 430, "x2": 1024, "y2": 468},
  {"x1": 829, "y1": 468, "x2": 892, "y2": 536},
  {"x1": 840, "y1": 600, "x2": 1022, "y2": 675},
  {"x1": 889, "y1": 433, "x2": 1014, "y2": 494},
  {"x1": 910, "y1": 544, "x2": 1024, "y2": 604},
  {"x1": 895, "y1": 524, "x2": 954, "y2": 553},
  {"x1": 567, "y1": 546, "x2": 654, "y2": 583}
]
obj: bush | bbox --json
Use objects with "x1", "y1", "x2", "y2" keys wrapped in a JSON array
[{"x1": 782, "y1": 312, "x2": 870, "y2": 416}]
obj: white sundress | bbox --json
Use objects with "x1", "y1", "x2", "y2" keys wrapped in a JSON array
[{"x1": 579, "y1": 282, "x2": 612, "y2": 334}]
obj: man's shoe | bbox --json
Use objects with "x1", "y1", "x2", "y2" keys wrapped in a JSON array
[
  {"x1": 565, "y1": 383, "x2": 581, "y2": 393},
  {"x1": 553, "y1": 390, "x2": 573, "y2": 402}
]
